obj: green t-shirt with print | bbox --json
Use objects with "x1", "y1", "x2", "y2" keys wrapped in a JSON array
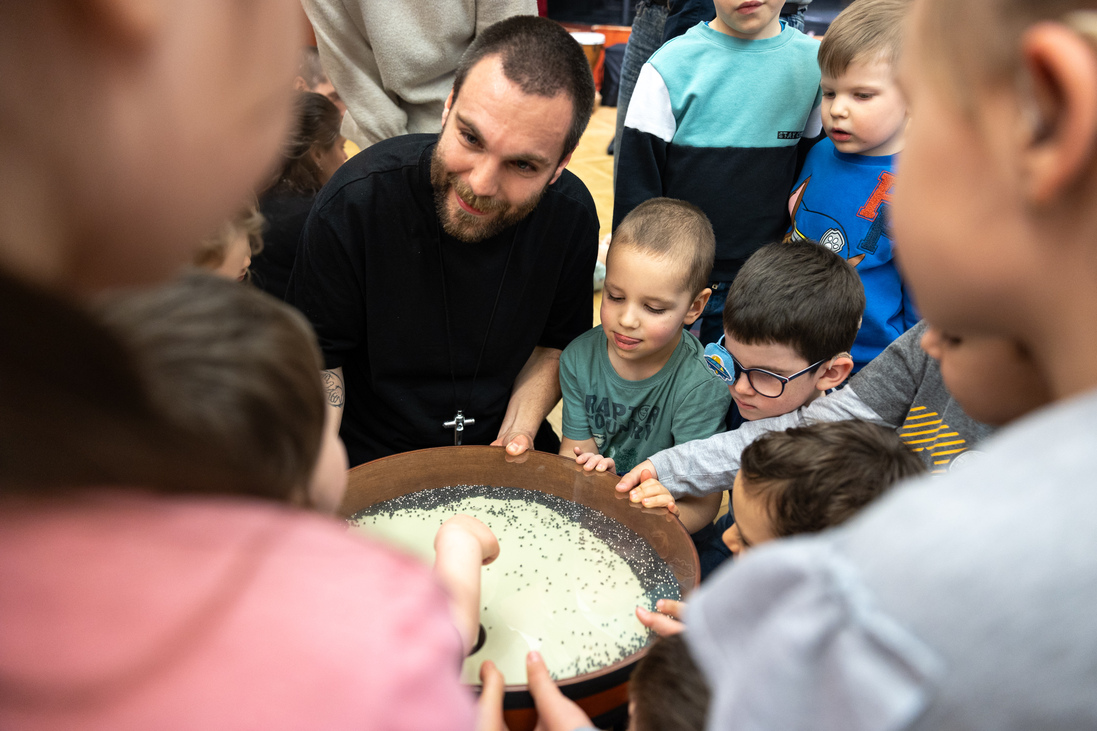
[{"x1": 560, "y1": 326, "x2": 731, "y2": 473}]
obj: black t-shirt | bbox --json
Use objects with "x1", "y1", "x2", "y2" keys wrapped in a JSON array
[
  {"x1": 253, "y1": 189, "x2": 316, "y2": 302},
  {"x1": 289, "y1": 134, "x2": 598, "y2": 466}
]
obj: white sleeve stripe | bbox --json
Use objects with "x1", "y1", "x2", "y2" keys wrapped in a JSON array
[
  {"x1": 622, "y1": 63, "x2": 677, "y2": 143},
  {"x1": 804, "y1": 102, "x2": 823, "y2": 139}
]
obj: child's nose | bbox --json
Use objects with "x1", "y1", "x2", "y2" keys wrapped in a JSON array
[
  {"x1": 920, "y1": 327, "x2": 942, "y2": 359},
  {"x1": 732, "y1": 370, "x2": 755, "y2": 396},
  {"x1": 619, "y1": 304, "x2": 641, "y2": 328}
]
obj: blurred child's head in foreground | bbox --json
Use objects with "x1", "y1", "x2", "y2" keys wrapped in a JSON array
[
  {"x1": 98, "y1": 273, "x2": 347, "y2": 512},
  {"x1": 920, "y1": 324, "x2": 1052, "y2": 426}
]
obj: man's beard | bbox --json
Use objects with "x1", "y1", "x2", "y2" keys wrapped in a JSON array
[{"x1": 430, "y1": 145, "x2": 545, "y2": 243}]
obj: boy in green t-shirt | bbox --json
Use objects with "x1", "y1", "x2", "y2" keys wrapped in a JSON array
[{"x1": 559, "y1": 198, "x2": 731, "y2": 474}]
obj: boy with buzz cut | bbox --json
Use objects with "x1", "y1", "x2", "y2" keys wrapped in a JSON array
[
  {"x1": 787, "y1": 0, "x2": 918, "y2": 370},
  {"x1": 614, "y1": 0, "x2": 823, "y2": 345},
  {"x1": 560, "y1": 197, "x2": 731, "y2": 475},
  {"x1": 626, "y1": 239, "x2": 865, "y2": 575}
]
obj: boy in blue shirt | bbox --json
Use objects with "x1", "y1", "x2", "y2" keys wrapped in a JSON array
[
  {"x1": 787, "y1": 0, "x2": 918, "y2": 369},
  {"x1": 614, "y1": 0, "x2": 823, "y2": 344},
  {"x1": 560, "y1": 198, "x2": 731, "y2": 475}
]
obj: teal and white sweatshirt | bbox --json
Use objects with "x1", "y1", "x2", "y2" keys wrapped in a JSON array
[{"x1": 613, "y1": 21, "x2": 822, "y2": 281}]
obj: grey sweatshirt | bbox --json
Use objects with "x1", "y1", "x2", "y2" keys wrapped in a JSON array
[
  {"x1": 651, "y1": 322, "x2": 995, "y2": 498},
  {"x1": 303, "y1": 0, "x2": 537, "y2": 149}
]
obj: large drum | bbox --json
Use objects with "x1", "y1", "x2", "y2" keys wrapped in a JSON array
[{"x1": 341, "y1": 446, "x2": 700, "y2": 731}]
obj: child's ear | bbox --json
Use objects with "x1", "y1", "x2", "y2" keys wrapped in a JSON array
[
  {"x1": 682, "y1": 287, "x2": 712, "y2": 327},
  {"x1": 1017, "y1": 20, "x2": 1097, "y2": 205},
  {"x1": 815, "y1": 353, "x2": 854, "y2": 391}
]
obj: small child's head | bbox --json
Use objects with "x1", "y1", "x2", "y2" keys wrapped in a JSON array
[
  {"x1": 294, "y1": 46, "x2": 345, "y2": 116},
  {"x1": 601, "y1": 198, "x2": 714, "y2": 379},
  {"x1": 920, "y1": 324, "x2": 1052, "y2": 426},
  {"x1": 710, "y1": 0, "x2": 785, "y2": 41},
  {"x1": 628, "y1": 633, "x2": 710, "y2": 731},
  {"x1": 817, "y1": 0, "x2": 910, "y2": 157},
  {"x1": 194, "y1": 204, "x2": 265, "y2": 282},
  {"x1": 722, "y1": 419, "x2": 926, "y2": 554},
  {"x1": 97, "y1": 273, "x2": 348, "y2": 513},
  {"x1": 707, "y1": 240, "x2": 864, "y2": 420}
]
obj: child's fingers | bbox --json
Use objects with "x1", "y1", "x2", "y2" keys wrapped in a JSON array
[
  {"x1": 476, "y1": 661, "x2": 509, "y2": 731},
  {"x1": 615, "y1": 462, "x2": 655, "y2": 492},
  {"x1": 525, "y1": 652, "x2": 592, "y2": 731},
  {"x1": 655, "y1": 598, "x2": 686, "y2": 620},
  {"x1": 635, "y1": 605, "x2": 686, "y2": 637},
  {"x1": 628, "y1": 483, "x2": 676, "y2": 511}
]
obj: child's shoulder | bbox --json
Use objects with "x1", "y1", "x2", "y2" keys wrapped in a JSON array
[{"x1": 662, "y1": 332, "x2": 724, "y2": 383}]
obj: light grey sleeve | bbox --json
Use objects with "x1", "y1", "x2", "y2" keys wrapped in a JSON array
[
  {"x1": 651, "y1": 386, "x2": 888, "y2": 499},
  {"x1": 846, "y1": 322, "x2": 931, "y2": 427},
  {"x1": 685, "y1": 538, "x2": 943, "y2": 731}
]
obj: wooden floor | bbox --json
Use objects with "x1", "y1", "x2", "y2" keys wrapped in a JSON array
[{"x1": 569, "y1": 100, "x2": 618, "y2": 242}]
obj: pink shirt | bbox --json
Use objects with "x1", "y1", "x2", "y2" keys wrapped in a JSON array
[{"x1": 0, "y1": 490, "x2": 475, "y2": 730}]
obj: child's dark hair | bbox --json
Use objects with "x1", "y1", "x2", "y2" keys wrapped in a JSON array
[
  {"x1": 629, "y1": 634, "x2": 709, "y2": 731},
  {"x1": 452, "y1": 15, "x2": 595, "y2": 159},
  {"x1": 723, "y1": 240, "x2": 865, "y2": 364},
  {"x1": 612, "y1": 197, "x2": 715, "y2": 297},
  {"x1": 739, "y1": 419, "x2": 925, "y2": 537},
  {"x1": 263, "y1": 91, "x2": 343, "y2": 196},
  {"x1": 97, "y1": 273, "x2": 326, "y2": 504},
  {"x1": 818, "y1": 0, "x2": 911, "y2": 79}
]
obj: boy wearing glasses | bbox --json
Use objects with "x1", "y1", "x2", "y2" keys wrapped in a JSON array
[
  {"x1": 559, "y1": 198, "x2": 731, "y2": 475},
  {"x1": 645, "y1": 240, "x2": 864, "y2": 575}
]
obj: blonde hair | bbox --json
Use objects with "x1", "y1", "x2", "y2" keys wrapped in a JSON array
[
  {"x1": 194, "y1": 204, "x2": 265, "y2": 270},
  {"x1": 918, "y1": 1, "x2": 1097, "y2": 112},
  {"x1": 819, "y1": 0, "x2": 911, "y2": 79},
  {"x1": 611, "y1": 197, "x2": 715, "y2": 297}
]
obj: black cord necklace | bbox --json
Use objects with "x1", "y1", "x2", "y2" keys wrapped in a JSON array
[{"x1": 438, "y1": 224, "x2": 520, "y2": 445}]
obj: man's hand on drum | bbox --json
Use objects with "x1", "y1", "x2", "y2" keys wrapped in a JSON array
[
  {"x1": 615, "y1": 459, "x2": 657, "y2": 494},
  {"x1": 491, "y1": 430, "x2": 535, "y2": 458},
  {"x1": 635, "y1": 598, "x2": 686, "y2": 637},
  {"x1": 478, "y1": 652, "x2": 594, "y2": 731}
]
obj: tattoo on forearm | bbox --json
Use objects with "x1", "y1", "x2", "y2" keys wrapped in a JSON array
[{"x1": 321, "y1": 370, "x2": 345, "y2": 408}]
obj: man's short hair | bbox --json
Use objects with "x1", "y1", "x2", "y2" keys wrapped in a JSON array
[
  {"x1": 818, "y1": 0, "x2": 911, "y2": 79},
  {"x1": 98, "y1": 273, "x2": 326, "y2": 504},
  {"x1": 629, "y1": 634, "x2": 710, "y2": 731},
  {"x1": 297, "y1": 46, "x2": 328, "y2": 89},
  {"x1": 612, "y1": 197, "x2": 715, "y2": 297},
  {"x1": 723, "y1": 240, "x2": 865, "y2": 364},
  {"x1": 452, "y1": 16, "x2": 595, "y2": 159},
  {"x1": 740, "y1": 419, "x2": 926, "y2": 538}
]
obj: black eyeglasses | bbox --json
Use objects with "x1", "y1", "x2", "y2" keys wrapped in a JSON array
[{"x1": 703, "y1": 335, "x2": 826, "y2": 398}]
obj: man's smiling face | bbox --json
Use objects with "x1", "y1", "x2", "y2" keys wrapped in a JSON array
[{"x1": 430, "y1": 54, "x2": 573, "y2": 242}]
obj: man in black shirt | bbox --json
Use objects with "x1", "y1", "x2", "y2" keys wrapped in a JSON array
[{"x1": 289, "y1": 16, "x2": 598, "y2": 467}]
